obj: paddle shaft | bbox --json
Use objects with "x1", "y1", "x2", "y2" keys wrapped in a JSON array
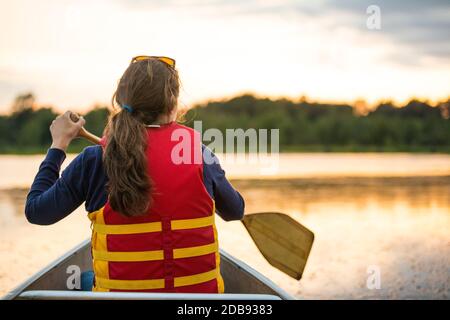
[{"x1": 69, "y1": 113, "x2": 102, "y2": 145}]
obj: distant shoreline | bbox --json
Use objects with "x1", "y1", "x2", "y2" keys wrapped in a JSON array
[{"x1": 1, "y1": 145, "x2": 450, "y2": 155}]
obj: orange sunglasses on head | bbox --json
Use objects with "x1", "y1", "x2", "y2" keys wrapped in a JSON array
[{"x1": 131, "y1": 55, "x2": 176, "y2": 67}]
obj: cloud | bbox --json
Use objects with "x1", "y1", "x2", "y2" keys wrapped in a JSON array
[
  {"x1": 323, "y1": 0, "x2": 450, "y2": 64},
  {"x1": 117, "y1": 0, "x2": 450, "y2": 65}
]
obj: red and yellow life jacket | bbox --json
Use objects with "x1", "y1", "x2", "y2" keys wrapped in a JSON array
[{"x1": 88, "y1": 122, "x2": 224, "y2": 293}]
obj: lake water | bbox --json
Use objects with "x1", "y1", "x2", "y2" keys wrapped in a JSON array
[{"x1": 0, "y1": 153, "x2": 449, "y2": 299}]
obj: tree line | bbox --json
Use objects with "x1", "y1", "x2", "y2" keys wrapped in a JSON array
[{"x1": 0, "y1": 93, "x2": 448, "y2": 153}]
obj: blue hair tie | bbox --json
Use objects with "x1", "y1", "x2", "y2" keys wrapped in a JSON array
[{"x1": 121, "y1": 104, "x2": 133, "y2": 113}]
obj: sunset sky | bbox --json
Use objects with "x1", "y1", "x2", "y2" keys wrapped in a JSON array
[{"x1": 0, "y1": 0, "x2": 449, "y2": 113}]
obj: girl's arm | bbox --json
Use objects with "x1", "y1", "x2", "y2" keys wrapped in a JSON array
[
  {"x1": 203, "y1": 147, "x2": 245, "y2": 221},
  {"x1": 25, "y1": 111, "x2": 88, "y2": 225},
  {"x1": 25, "y1": 149, "x2": 87, "y2": 225}
]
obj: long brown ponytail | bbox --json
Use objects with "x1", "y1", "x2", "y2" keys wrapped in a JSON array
[{"x1": 104, "y1": 59, "x2": 180, "y2": 217}]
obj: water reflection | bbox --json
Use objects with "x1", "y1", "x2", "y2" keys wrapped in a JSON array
[
  {"x1": 0, "y1": 189, "x2": 27, "y2": 228},
  {"x1": 222, "y1": 177, "x2": 450, "y2": 299},
  {"x1": 0, "y1": 176, "x2": 449, "y2": 299}
]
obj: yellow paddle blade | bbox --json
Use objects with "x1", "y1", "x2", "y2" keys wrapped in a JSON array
[{"x1": 242, "y1": 212, "x2": 314, "y2": 280}]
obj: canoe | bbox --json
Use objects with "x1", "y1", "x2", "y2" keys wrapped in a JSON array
[{"x1": 3, "y1": 239, "x2": 294, "y2": 300}]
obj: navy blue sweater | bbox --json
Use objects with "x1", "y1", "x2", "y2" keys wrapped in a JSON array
[{"x1": 25, "y1": 146, "x2": 244, "y2": 225}]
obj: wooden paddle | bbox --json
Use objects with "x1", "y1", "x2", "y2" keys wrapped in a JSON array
[
  {"x1": 241, "y1": 212, "x2": 314, "y2": 280},
  {"x1": 70, "y1": 112, "x2": 314, "y2": 280}
]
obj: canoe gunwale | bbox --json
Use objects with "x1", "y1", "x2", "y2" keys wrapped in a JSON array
[{"x1": 17, "y1": 291, "x2": 282, "y2": 300}]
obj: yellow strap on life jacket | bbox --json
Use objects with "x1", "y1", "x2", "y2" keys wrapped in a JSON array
[
  {"x1": 90, "y1": 214, "x2": 214, "y2": 235},
  {"x1": 174, "y1": 269, "x2": 218, "y2": 287},
  {"x1": 92, "y1": 242, "x2": 218, "y2": 262},
  {"x1": 95, "y1": 268, "x2": 219, "y2": 290},
  {"x1": 173, "y1": 242, "x2": 218, "y2": 259},
  {"x1": 93, "y1": 221, "x2": 162, "y2": 235},
  {"x1": 171, "y1": 215, "x2": 214, "y2": 230}
]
